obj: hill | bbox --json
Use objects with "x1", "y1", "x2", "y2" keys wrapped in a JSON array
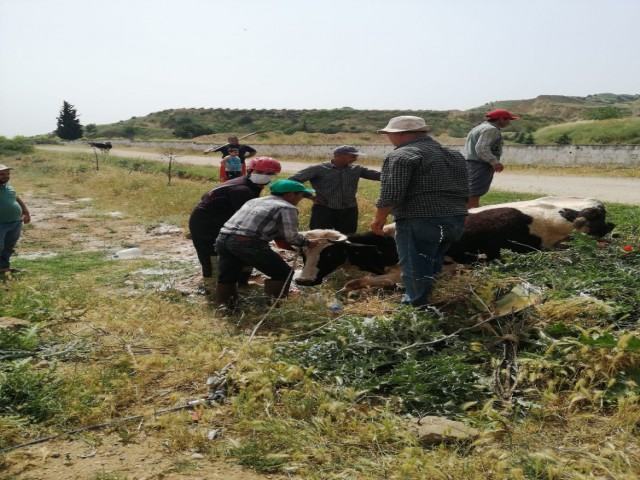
[
  {"x1": 76, "y1": 93, "x2": 640, "y2": 143},
  {"x1": 477, "y1": 93, "x2": 640, "y2": 122}
]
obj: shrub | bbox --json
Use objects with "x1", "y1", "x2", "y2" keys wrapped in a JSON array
[
  {"x1": 0, "y1": 359, "x2": 65, "y2": 422},
  {"x1": 0, "y1": 136, "x2": 35, "y2": 155}
]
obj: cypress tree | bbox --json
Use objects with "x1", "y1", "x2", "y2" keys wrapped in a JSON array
[{"x1": 55, "y1": 101, "x2": 84, "y2": 140}]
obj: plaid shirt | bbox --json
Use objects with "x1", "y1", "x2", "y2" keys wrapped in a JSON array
[
  {"x1": 289, "y1": 162, "x2": 380, "y2": 209},
  {"x1": 376, "y1": 135, "x2": 469, "y2": 219},
  {"x1": 219, "y1": 195, "x2": 308, "y2": 246}
]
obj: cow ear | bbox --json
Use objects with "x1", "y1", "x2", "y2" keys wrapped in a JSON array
[
  {"x1": 327, "y1": 234, "x2": 348, "y2": 243},
  {"x1": 559, "y1": 208, "x2": 579, "y2": 222}
]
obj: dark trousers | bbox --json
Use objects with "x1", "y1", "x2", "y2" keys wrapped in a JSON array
[
  {"x1": 189, "y1": 209, "x2": 223, "y2": 277},
  {"x1": 215, "y1": 234, "x2": 292, "y2": 284},
  {"x1": 309, "y1": 204, "x2": 358, "y2": 234}
]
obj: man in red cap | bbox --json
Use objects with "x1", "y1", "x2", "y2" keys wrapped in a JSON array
[{"x1": 463, "y1": 109, "x2": 519, "y2": 208}]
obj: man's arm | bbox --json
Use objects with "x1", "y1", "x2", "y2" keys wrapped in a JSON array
[
  {"x1": 243, "y1": 145, "x2": 257, "y2": 159},
  {"x1": 278, "y1": 209, "x2": 310, "y2": 247},
  {"x1": 360, "y1": 167, "x2": 381, "y2": 181},
  {"x1": 475, "y1": 129, "x2": 501, "y2": 165},
  {"x1": 16, "y1": 196, "x2": 31, "y2": 224},
  {"x1": 370, "y1": 206, "x2": 394, "y2": 235},
  {"x1": 287, "y1": 164, "x2": 317, "y2": 183}
]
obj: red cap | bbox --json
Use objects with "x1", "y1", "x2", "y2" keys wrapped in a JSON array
[
  {"x1": 486, "y1": 109, "x2": 519, "y2": 120},
  {"x1": 247, "y1": 156, "x2": 281, "y2": 173}
]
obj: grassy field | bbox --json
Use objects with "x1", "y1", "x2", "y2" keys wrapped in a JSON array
[
  {"x1": 1, "y1": 150, "x2": 639, "y2": 479},
  {"x1": 534, "y1": 117, "x2": 640, "y2": 145}
]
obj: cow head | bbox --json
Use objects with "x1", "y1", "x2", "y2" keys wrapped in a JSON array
[
  {"x1": 296, "y1": 229, "x2": 401, "y2": 286},
  {"x1": 295, "y1": 230, "x2": 349, "y2": 286},
  {"x1": 560, "y1": 206, "x2": 615, "y2": 237}
]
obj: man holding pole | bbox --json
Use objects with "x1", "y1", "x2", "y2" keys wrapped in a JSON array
[{"x1": 205, "y1": 134, "x2": 257, "y2": 180}]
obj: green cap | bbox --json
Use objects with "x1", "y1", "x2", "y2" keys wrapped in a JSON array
[{"x1": 269, "y1": 179, "x2": 314, "y2": 195}]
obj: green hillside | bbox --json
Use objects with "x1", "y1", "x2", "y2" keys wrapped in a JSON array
[
  {"x1": 535, "y1": 117, "x2": 640, "y2": 145},
  {"x1": 72, "y1": 93, "x2": 640, "y2": 144}
]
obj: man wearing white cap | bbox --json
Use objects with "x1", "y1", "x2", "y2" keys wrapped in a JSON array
[
  {"x1": 0, "y1": 164, "x2": 31, "y2": 275},
  {"x1": 289, "y1": 145, "x2": 380, "y2": 234},
  {"x1": 371, "y1": 116, "x2": 468, "y2": 308}
]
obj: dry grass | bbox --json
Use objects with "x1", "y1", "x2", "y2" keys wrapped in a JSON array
[{"x1": 1, "y1": 151, "x2": 639, "y2": 479}]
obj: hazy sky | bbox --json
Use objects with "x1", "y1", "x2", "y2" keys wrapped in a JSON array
[{"x1": 1, "y1": 0, "x2": 638, "y2": 138}]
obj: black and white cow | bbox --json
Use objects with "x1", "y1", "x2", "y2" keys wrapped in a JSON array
[
  {"x1": 88, "y1": 141, "x2": 112, "y2": 152},
  {"x1": 447, "y1": 196, "x2": 615, "y2": 263},
  {"x1": 295, "y1": 196, "x2": 615, "y2": 292},
  {"x1": 295, "y1": 227, "x2": 401, "y2": 291}
]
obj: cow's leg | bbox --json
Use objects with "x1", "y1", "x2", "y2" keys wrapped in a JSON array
[{"x1": 341, "y1": 266, "x2": 402, "y2": 292}]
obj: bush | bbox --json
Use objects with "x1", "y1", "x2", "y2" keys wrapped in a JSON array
[
  {"x1": 0, "y1": 136, "x2": 35, "y2": 155},
  {"x1": 0, "y1": 359, "x2": 65, "y2": 422}
]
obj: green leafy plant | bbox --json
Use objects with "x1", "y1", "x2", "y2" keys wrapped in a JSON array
[
  {"x1": 278, "y1": 310, "x2": 492, "y2": 415},
  {"x1": 0, "y1": 358, "x2": 65, "y2": 422}
]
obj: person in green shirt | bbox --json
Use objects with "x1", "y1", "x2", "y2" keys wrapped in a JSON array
[{"x1": 0, "y1": 164, "x2": 31, "y2": 274}]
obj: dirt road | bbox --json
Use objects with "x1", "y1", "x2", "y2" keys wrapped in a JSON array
[{"x1": 38, "y1": 145, "x2": 640, "y2": 205}]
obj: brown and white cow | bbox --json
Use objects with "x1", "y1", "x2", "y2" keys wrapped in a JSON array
[{"x1": 295, "y1": 196, "x2": 614, "y2": 292}]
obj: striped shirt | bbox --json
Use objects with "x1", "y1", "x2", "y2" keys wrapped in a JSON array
[
  {"x1": 289, "y1": 162, "x2": 380, "y2": 209},
  {"x1": 376, "y1": 135, "x2": 469, "y2": 219},
  {"x1": 219, "y1": 195, "x2": 309, "y2": 246}
]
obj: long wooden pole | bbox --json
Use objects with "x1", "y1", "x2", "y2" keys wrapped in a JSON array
[{"x1": 203, "y1": 130, "x2": 265, "y2": 154}]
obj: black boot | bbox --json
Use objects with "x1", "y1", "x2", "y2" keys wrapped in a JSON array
[
  {"x1": 215, "y1": 282, "x2": 238, "y2": 309},
  {"x1": 264, "y1": 279, "x2": 290, "y2": 300}
]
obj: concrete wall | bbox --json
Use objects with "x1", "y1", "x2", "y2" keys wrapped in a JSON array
[
  {"x1": 250, "y1": 144, "x2": 640, "y2": 167},
  {"x1": 97, "y1": 140, "x2": 640, "y2": 166},
  {"x1": 500, "y1": 145, "x2": 640, "y2": 166}
]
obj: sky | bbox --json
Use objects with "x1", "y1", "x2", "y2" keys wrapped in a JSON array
[{"x1": 1, "y1": 0, "x2": 639, "y2": 138}]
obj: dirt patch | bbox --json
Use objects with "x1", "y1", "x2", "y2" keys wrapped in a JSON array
[
  {"x1": 4, "y1": 432, "x2": 287, "y2": 480},
  {"x1": 16, "y1": 193, "x2": 205, "y2": 295}
]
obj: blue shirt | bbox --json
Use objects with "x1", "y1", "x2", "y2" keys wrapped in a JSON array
[{"x1": 223, "y1": 155, "x2": 243, "y2": 172}]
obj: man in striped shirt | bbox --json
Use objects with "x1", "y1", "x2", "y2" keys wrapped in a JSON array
[
  {"x1": 214, "y1": 180, "x2": 316, "y2": 308},
  {"x1": 371, "y1": 116, "x2": 469, "y2": 308},
  {"x1": 288, "y1": 145, "x2": 380, "y2": 234}
]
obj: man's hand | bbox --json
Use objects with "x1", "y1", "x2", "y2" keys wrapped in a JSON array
[
  {"x1": 493, "y1": 162, "x2": 504, "y2": 173},
  {"x1": 371, "y1": 206, "x2": 393, "y2": 235},
  {"x1": 370, "y1": 217, "x2": 387, "y2": 236},
  {"x1": 309, "y1": 195, "x2": 327, "y2": 205}
]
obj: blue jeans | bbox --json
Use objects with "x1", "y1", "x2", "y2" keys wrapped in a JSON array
[
  {"x1": 394, "y1": 216, "x2": 466, "y2": 307},
  {"x1": 215, "y1": 233, "x2": 292, "y2": 284},
  {"x1": 0, "y1": 220, "x2": 22, "y2": 271}
]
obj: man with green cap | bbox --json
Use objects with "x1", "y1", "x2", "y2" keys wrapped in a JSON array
[{"x1": 214, "y1": 179, "x2": 316, "y2": 307}]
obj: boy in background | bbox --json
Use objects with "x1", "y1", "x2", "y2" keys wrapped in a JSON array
[{"x1": 221, "y1": 147, "x2": 243, "y2": 180}]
